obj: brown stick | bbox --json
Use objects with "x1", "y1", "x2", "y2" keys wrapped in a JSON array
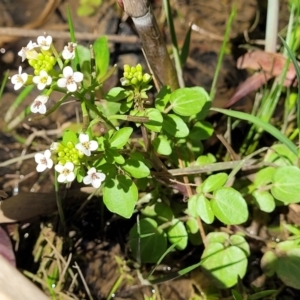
[{"x1": 122, "y1": 0, "x2": 179, "y2": 91}]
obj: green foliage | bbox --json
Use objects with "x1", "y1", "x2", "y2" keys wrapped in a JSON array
[
  {"x1": 261, "y1": 237, "x2": 300, "y2": 289},
  {"x1": 77, "y1": 0, "x2": 102, "y2": 17},
  {"x1": 201, "y1": 232, "x2": 249, "y2": 289}
]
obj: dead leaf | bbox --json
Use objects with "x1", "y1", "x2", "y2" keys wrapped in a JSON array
[
  {"x1": 0, "y1": 192, "x2": 56, "y2": 223},
  {"x1": 0, "y1": 226, "x2": 15, "y2": 266},
  {"x1": 226, "y1": 50, "x2": 299, "y2": 107}
]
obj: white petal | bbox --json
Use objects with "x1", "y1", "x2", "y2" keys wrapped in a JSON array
[
  {"x1": 44, "y1": 150, "x2": 51, "y2": 158},
  {"x1": 98, "y1": 173, "x2": 106, "y2": 181},
  {"x1": 11, "y1": 74, "x2": 19, "y2": 84},
  {"x1": 88, "y1": 167, "x2": 96, "y2": 174},
  {"x1": 38, "y1": 104, "x2": 47, "y2": 114},
  {"x1": 55, "y1": 164, "x2": 64, "y2": 172},
  {"x1": 83, "y1": 175, "x2": 92, "y2": 185},
  {"x1": 37, "y1": 95, "x2": 49, "y2": 104},
  {"x1": 14, "y1": 83, "x2": 23, "y2": 90},
  {"x1": 47, "y1": 159, "x2": 53, "y2": 169},
  {"x1": 65, "y1": 162, "x2": 74, "y2": 171},
  {"x1": 63, "y1": 66, "x2": 73, "y2": 78},
  {"x1": 46, "y1": 76, "x2": 52, "y2": 85},
  {"x1": 73, "y1": 72, "x2": 83, "y2": 82},
  {"x1": 66, "y1": 172, "x2": 75, "y2": 182},
  {"x1": 40, "y1": 70, "x2": 48, "y2": 77},
  {"x1": 33, "y1": 76, "x2": 40, "y2": 84},
  {"x1": 36, "y1": 164, "x2": 47, "y2": 172},
  {"x1": 92, "y1": 178, "x2": 102, "y2": 188},
  {"x1": 31, "y1": 103, "x2": 39, "y2": 113},
  {"x1": 37, "y1": 36, "x2": 45, "y2": 45},
  {"x1": 89, "y1": 140, "x2": 98, "y2": 151},
  {"x1": 57, "y1": 174, "x2": 67, "y2": 183},
  {"x1": 66, "y1": 82, "x2": 77, "y2": 92},
  {"x1": 79, "y1": 133, "x2": 89, "y2": 143},
  {"x1": 45, "y1": 36, "x2": 52, "y2": 45},
  {"x1": 34, "y1": 153, "x2": 44, "y2": 163},
  {"x1": 21, "y1": 73, "x2": 28, "y2": 83},
  {"x1": 57, "y1": 78, "x2": 67, "y2": 88},
  {"x1": 37, "y1": 83, "x2": 46, "y2": 90},
  {"x1": 75, "y1": 143, "x2": 85, "y2": 153}
]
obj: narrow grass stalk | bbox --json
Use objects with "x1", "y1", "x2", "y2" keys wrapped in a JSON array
[
  {"x1": 210, "y1": 4, "x2": 236, "y2": 100},
  {"x1": 163, "y1": 0, "x2": 185, "y2": 88}
]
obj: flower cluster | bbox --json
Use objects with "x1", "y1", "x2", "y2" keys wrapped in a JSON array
[
  {"x1": 120, "y1": 64, "x2": 152, "y2": 87},
  {"x1": 34, "y1": 133, "x2": 106, "y2": 189},
  {"x1": 11, "y1": 35, "x2": 82, "y2": 114}
]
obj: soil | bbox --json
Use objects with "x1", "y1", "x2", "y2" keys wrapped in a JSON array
[{"x1": 0, "y1": 0, "x2": 296, "y2": 299}]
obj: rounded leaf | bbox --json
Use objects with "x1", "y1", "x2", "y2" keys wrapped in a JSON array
[
  {"x1": 152, "y1": 135, "x2": 172, "y2": 155},
  {"x1": 109, "y1": 127, "x2": 133, "y2": 149},
  {"x1": 202, "y1": 173, "x2": 228, "y2": 193},
  {"x1": 103, "y1": 175, "x2": 138, "y2": 218},
  {"x1": 162, "y1": 114, "x2": 189, "y2": 138},
  {"x1": 201, "y1": 243, "x2": 248, "y2": 288},
  {"x1": 189, "y1": 121, "x2": 214, "y2": 140},
  {"x1": 211, "y1": 187, "x2": 248, "y2": 225},
  {"x1": 144, "y1": 108, "x2": 163, "y2": 132},
  {"x1": 186, "y1": 217, "x2": 199, "y2": 234},
  {"x1": 170, "y1": 87, "x2": 209, "y2": 116},
  {"x1": 277, "y1": 248, "x2": 300, "y2": 289},
  {"x1": 253, "y1": 190, "x2": 275, "y2": 213},
  {"x1": 129, "y1": 218, "x2": 167, "y2": 263},
  {"x1": 167, "y1": 219, "x2": 188, "y2": 250},
  {"x1": 196, "y1": 194, "x2": 214, "y2": 224},
  {"x1": 154, "y1": 202, "x2": 174, "y2": 222},
  {"x1": 121, "y1": 158, "x2": 150, "y2": 178},
  {"x1": 271, "y1": 166, "x2": 300, "y2": 204}
]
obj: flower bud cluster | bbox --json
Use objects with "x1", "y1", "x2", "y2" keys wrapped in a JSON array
[
  {"x1": 121, "y1": 64, "x2": 152, "y2": 87},
  {"x1": 29, "y1": 53, "x2": 56, "y2": 75},
  {"x1": 53, "y1": 141, "x2": 84, "y2": 166}
]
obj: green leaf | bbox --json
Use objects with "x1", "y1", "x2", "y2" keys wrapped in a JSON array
[
  {"x1": 265, "y1": 144, "x2": 298, "y2": 166},
  {"x1": 229, "y1": 235, "x2": 250, "y2": 256},
  {"x1": 189, "y1": 121, "x2": 214, "y2": 140},
  {"x1": 144, "y1": 108, "x2": 163, "y2": 132},
  {"x1": 71, "y1": 45, "x2": 91, "y2": 86},
  {"x1": 201, "y1": 173, "x2": 228, "y2": 193},
  {"x1": 152, "y1": 135, "x2": 172, "y2": 155},
  {"x1": 253, "y1": 167, "x2": 276, "y2": 188},
  {"x1": 129, "y1": 218, "x2": 167, "y2": 263},
  {"x1": 103, "y1": 175, "x2": 138, "y2": 218},
  {"x1": 276, "y1": 248, "x2": 300, "y2": 289},
  {"x1": 201, "y1": 243, "x2": 248, "y2": 288},
  {"x1": 206, "y1": 232, "x2": 229, "y2": 245},
  {"x1": 170, "y1": 87, "x2": 210, "y2": 116},
  {"x1": 121, "y1": 158, "x2": 150, "y2": 178},
  {"x1": 155, "y1": 85, "x2": 171, "y2": 112},
  {"x1": 232, "y1": 290, "x2": 243, "y2": 300},
  {"x1": 253, "y1": 190, "x2": 275, "y2": 213},
  {"x1": 62, "y1": 130, "x2": 78, "y2": 145},
  {"x1": 154, "y1": 202, "x2": 174, "y2": 222},
  {"x1": 271, "y1": 166, "x2": 300, "y2": 204},
  {"x1": 109, "y1": 127, "x2": 133, "y2": 148},
  {"x1": 211, "y1": 107, "x2": 298, "y2": 156},
  {"x1": 180, "y1": 25, "x2": 192, "y2": 66},
  {"x1": 105, "y1": 148, "x2": 125, "y2": 164},
  {"x1": 211, "y1": 187, "x2": 248, "y2": 225},
  {"x1": 167, "y1": 219, "x2": 188, "y2": 250},
  {"x1": 261, "y1": 250, "x2": 278, "y2": 276},
  {"x1": 248, "y1": 290, "x2": 278, "y2": 300},
  {"x1": 105, "y1": 87, "x2": 127, "y2": 102},
  {"x1": 94, "y1": 36, "x2": 109, "y2": 80},
  {"x1": 195, "y1": 194, "x2": 214, "y2": 224},
  {"x1": 186, "y1": 217, "x2": 199, "y2": 234},
  {"x1": 162, "y1": 114, "x2": 189, "y2": 138}
]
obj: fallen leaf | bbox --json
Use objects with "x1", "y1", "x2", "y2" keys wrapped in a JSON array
[
  {"x1": 0, "y1": 192, "x2": 56, "y2": 223},
  {"x1": 226, "y1": 50, "x2": 299, "y2": 107},
  {"x1": 0, "y1": 226, "x2": 15, "y2": 266}
]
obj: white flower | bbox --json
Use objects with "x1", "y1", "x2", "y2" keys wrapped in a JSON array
[
  {"x1": 11, "y1": 66, "x2": 28, "y2": 90},
  {"x1": 34, "y1": 150, "x2": 53, "y2": 172},
  {"x1": 50, "y1": 142, "x2": 59, "y2": 151},
  {"x1": 33, "y1": 70, "x2": 52, "y2": 90},
  {"x1": 83, "y1": 167, "x2": 106, "y2": 188},
  {"x1": 37, "y1": 35, "x2": 52, "y2": 50},
  {"x1": 75, "y1": 133, "x2": 98, "y2": 156},
  {"x1": 57, "y1": 66, "x2": 83, "y2": 92},
  {"x1": 18, "y1": 40, "x2": 39, "y2": 62},
  {"x1": 55, "y1": 162, "x2": 75, "y2": 183},
  {"x1": 30, "y1": 95, "x2": 49, "y2": 114},
  {"x1": 62, "y1": 42, "x2": 77, "y2": 60}
]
